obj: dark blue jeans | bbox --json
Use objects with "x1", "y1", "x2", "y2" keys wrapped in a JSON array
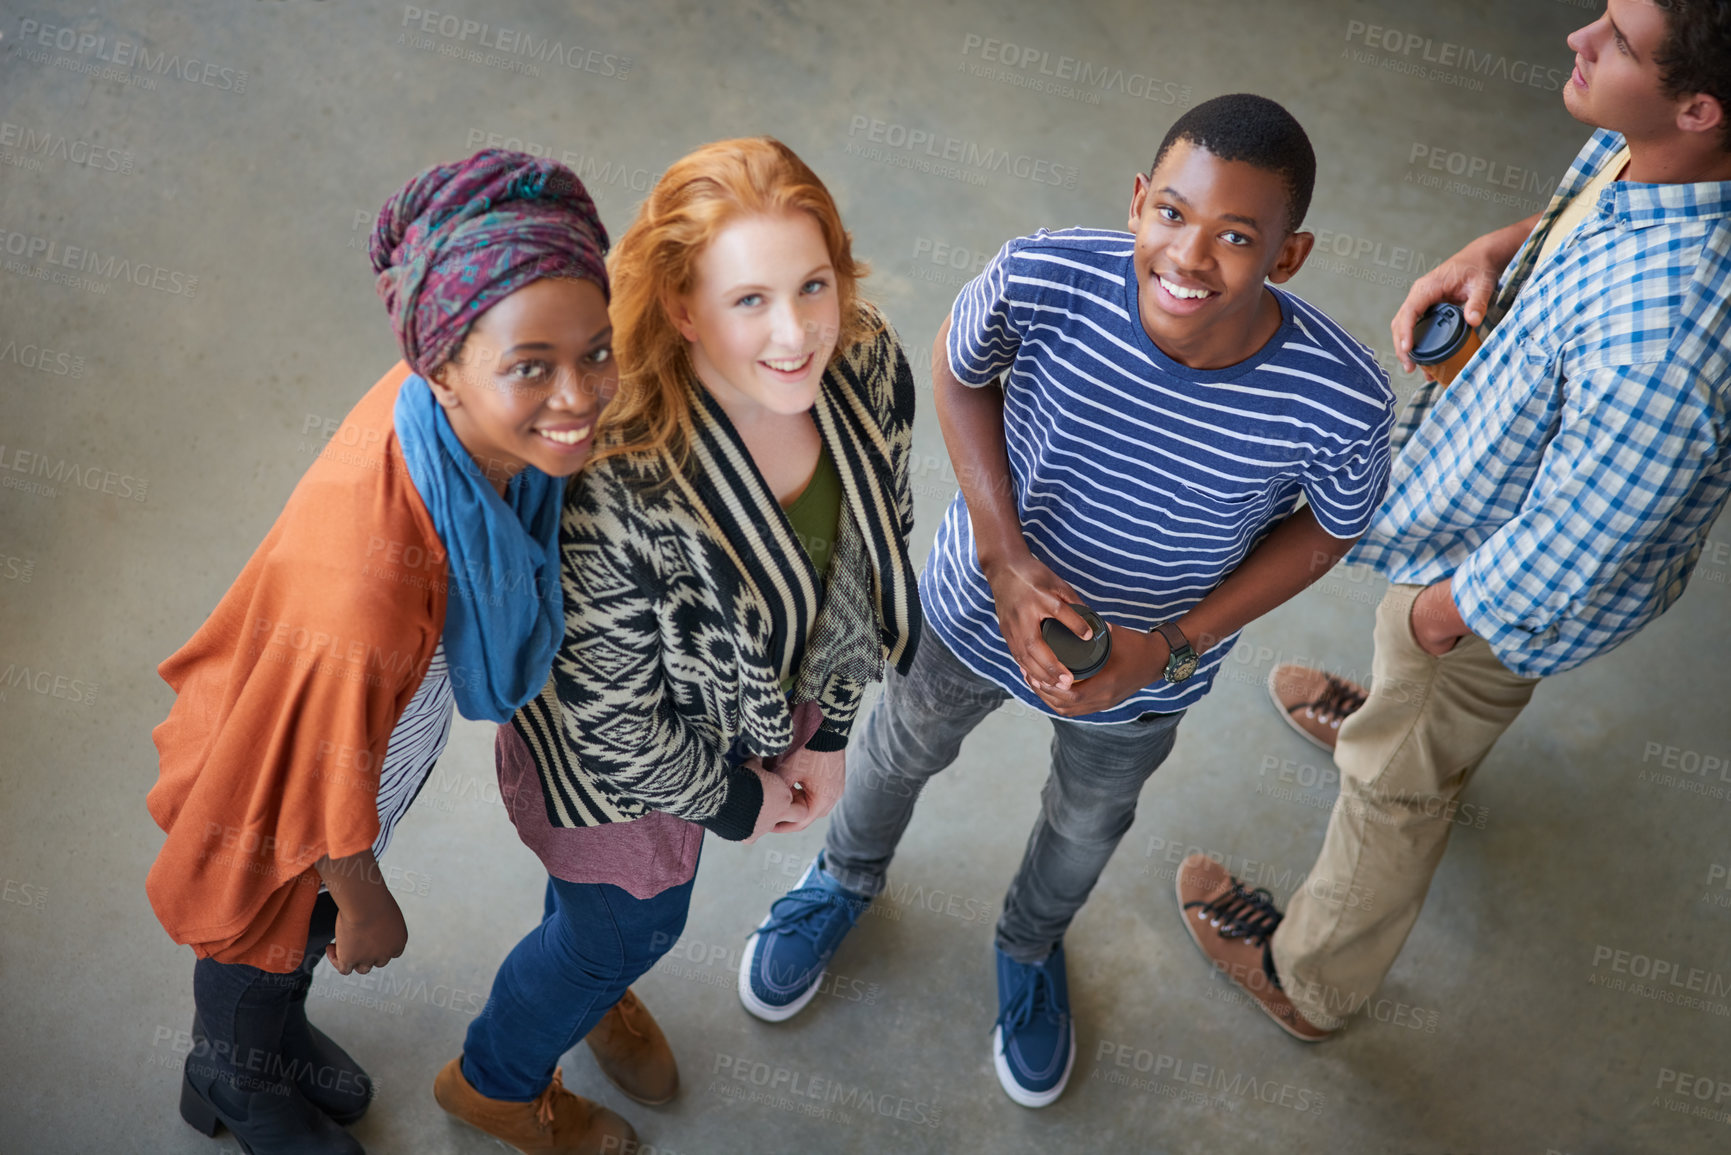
[{"x1": 461, "y1": 871, "x2": 697, "y2": 1101}]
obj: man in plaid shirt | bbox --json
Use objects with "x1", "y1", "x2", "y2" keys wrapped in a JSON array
[{"x1": 1177, "y1": 0, "x2": 1731, "y2": 1039}]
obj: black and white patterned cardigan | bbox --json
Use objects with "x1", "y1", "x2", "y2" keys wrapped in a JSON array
[{"x1": 511, "y1": 304, "x2": 923, "y2": 841}]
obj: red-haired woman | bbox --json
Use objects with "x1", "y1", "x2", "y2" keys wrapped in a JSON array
[{"x1": 433, "y1": 137, "x2": 923, "y2": 1151}]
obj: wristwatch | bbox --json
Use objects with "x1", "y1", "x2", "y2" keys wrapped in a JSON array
[{"x1": 1151, "y1": 621, "x2": 1199, "y2": 684}]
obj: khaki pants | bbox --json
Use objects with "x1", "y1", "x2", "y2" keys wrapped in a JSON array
[{"x1": 1271, "y1": 583, "x2": 1541, "y2": 1030}]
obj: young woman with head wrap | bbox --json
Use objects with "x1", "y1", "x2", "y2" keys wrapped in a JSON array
[
  {"x1": 145, "y1": 150, "x2": 625, "y2": 1154},
  {"x1": 431, "y1": 135, "x2": 923, "y2": 1154}
]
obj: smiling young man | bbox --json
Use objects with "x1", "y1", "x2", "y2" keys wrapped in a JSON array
[
  {"x1": 736, "y1": 94, "x2": 1396, "y2": 1107},
  {"x1": 1180, "y1": 0, "x2": 1731, "y2": 1042}
]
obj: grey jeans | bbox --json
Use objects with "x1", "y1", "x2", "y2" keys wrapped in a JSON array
[{"x1": 823, "y1": 629, "x2": 1184, "y2": 963}]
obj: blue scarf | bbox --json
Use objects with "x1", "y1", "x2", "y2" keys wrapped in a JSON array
[{"x1": 394, "y1": 375, "x2": 564, "y2": 723}]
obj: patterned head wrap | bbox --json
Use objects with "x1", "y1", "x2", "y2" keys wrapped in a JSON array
[{"x1": 370, "y1": 148, "x2": 610, "y2": 377}]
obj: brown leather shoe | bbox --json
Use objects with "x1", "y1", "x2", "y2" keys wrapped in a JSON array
[
  {"x1": 432, "y1": 1057, "x2": 636, "y2": 1154},
  {"x1": 1267, "y1": 663, "x2": 1367, "y2": 752},
  {"x1": 585, "y1": 988, "x2": 678, "y2": 1106},
  {"x1": 1174, "y1": 854, "x2": 1335, "y2": 1043}
]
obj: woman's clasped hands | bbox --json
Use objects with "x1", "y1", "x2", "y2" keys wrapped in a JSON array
[{"x1": 742, "y1": 746, "x2": 846, "y2": 842}]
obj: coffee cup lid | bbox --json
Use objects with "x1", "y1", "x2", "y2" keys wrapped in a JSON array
[
  {"x1": 1410, "y1": 303, "x2": 1470, "y2": 364},
  {"x1": 1040, "y1": 604, "x2": 1111, "y2": 680}
]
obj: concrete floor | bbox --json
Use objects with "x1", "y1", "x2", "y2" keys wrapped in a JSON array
[{"x1": 2, "y1": 0, "x2": 1727, "y2": 1152}]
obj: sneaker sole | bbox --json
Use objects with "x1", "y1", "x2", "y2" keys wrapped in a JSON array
[
  {"x1": 736, "y1": 929, "x2": 826, "y2": 1023},
  {"x1": 992, "y1": 1024, "x2": 1075, "y2": 1108},
  {"x1": 1173, "y1": 871, "x2": 1331, "y2": 1044},
  {"x1": 1265, "y1": 667, "x2": 1338, "y2": 753}
]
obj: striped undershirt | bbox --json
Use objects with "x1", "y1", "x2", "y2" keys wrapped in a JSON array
[{"x1": 369, "y1": 641, "x2": 454, "y2": 860}]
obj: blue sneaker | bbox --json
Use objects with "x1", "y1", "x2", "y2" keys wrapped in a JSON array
[
  {"x1": 739, "y1": 853, "x2": 871, "y2": 1022},
  {"x1": 992, "y1": 944, "x2": 1075, "y2": 1107}
]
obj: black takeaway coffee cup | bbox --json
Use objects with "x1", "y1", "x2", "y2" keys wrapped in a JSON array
[
  {"x1": 1040, "y1": 603, "x2": 1111, "y2": 680},
  {"x1": 1409, "y1": 302, "x2": 1482, "y2": 387}
]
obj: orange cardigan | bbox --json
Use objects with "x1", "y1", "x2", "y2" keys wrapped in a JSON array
[{"x1": 146, "y1": 362, "x2": 448, "y2": 972}]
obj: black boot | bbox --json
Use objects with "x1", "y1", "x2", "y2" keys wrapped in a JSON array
[
  {"x1": 193, "y1": 1008, "x2": 373, "y2": 1126},
  {"x1": 282, "y1": 984, "x2": 374, "y2": 1124},
  {"x1": 179, "y1": 1052, "x2": 364, "y2": 1155}
]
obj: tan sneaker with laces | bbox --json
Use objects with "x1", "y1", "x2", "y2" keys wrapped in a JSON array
[
  {"x1": 585, "y1": 988, "x2": 679, "y2": 1106},
  {"x1": 433, "y1": 1058, "x2": 636, "y2": 1155},
  {"x1": 1267, "y1": 663, "x2": 1367, "y2": 752},
  {"x1": 1175, "y1": 854, "x2": 1335, "y2": 1042}
]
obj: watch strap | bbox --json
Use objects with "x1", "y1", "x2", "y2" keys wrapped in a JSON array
[
  {"x1": 1152, "y1": 621, "x2": 1198, "y2": 683},
  {"x1": 1153, "y1": 621, "x2": 1191, "y2": 657}
]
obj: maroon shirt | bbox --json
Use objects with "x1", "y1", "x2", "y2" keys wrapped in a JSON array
[{"x1": 494, "y1": 699, "x2": 824, "y2": 895}]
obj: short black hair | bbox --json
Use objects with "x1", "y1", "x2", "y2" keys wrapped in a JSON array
[
  {"x1": 1654, "y1": 0, "x2": 1731, "y2": 152},
  {"x1": 1149, "y1": 94, "x2": 1316, "y2": 234}
]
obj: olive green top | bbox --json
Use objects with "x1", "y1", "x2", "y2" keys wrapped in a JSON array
[
  {"x1": 780, "y1": 442, "x2": 843, "y2": 694},
  {"x1": 783, "y1": 441, "x2": 842, "y2": 581}
]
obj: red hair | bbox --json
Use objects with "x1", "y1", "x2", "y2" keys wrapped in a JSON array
[{"x1": 595, "y1": 137, "x2": 874, "y2": 469}]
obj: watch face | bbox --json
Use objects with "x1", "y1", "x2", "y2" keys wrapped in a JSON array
[{"x1": 1168, "y1": 653, "x2": 1200, "y2": 682}]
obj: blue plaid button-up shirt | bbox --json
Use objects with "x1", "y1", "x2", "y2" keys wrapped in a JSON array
[{"x1": 1348, "y1": 129, "x2": 1731, "y2": 677}]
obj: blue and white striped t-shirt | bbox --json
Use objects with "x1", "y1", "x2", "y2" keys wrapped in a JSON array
[{"x1": 926, "y1": 227, "x2": 1396, "y2": 722}]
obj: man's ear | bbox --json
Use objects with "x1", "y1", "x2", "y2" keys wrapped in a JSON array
[
  {"x1": 1677, "y1": 90, "x2": 1725, "y2": 141},
  {"x1": 1266, "y1": 229, "x2": 1315, "y2": 285},
  {"x1": 1129, "y1": 171, "x2": 1152, "y2": 232}
]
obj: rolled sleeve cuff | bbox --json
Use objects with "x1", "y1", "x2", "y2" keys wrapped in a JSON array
[{"x1": 1452, "y1": 555, "x2": 1563, "y2": 678}]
